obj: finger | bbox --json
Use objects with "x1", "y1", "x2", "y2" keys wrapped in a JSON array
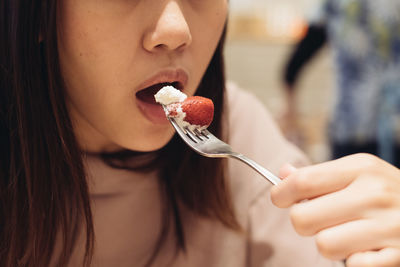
[
  {"x1": 346, "y1": 248, "x2": 400, "y2": 267},
  {"x1": 271, "y1": 154, "x2": 383, "y2": 208},
  {"x1": 314, "y1": 219, "x2": 385, "y2": 261},
  {"x1": 279, "y1": 163, "x2": 297, "y2": 179},
  {"x1": 288, "y1": 173, "x2": 400, "y2": 236},
  {"x1": 289, "y1": 185, "x2": 364, "y2": 236}
]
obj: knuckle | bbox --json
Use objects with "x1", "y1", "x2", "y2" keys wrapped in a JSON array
[
  {"x1": 354, "y1": 153, "x2": 382, "y2": 170},
  {"x1": 367, "y1": 190, "x2": 393, "y2": 209},
  {"x1": 359, "y1": 178, "x2": 394, "y2": 210},
  {"x1": 290, "y1": 205, "x2": 313, "y2": 236}
]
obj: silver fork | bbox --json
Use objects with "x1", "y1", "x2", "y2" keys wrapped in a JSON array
[{"x1": 163, "y1": 105, "x2": 281, "y2": 185}]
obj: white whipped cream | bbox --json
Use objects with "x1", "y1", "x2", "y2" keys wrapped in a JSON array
[
  {"x1": 154, "y1": 86, "x2": 187, "y2": 105},
  {"x1": 155, "y1": 86, "x2": 207, "y2": 131}
]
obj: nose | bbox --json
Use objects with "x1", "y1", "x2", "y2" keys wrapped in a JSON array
[{"x1": 143, "y1": 1, "x2": 192, "y2": 52}]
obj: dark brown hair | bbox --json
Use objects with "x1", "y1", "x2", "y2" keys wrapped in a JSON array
[{"x1": 0, "y1": 1, "x2": 239, "y2": 266}]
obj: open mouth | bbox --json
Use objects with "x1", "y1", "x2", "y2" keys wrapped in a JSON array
[{"x1": 136, "y1": 82, "x2": 183, "y2": 105}]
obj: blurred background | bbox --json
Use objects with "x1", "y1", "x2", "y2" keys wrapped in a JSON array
[{"x1": 225, "y1": 0, "x2": 334, "y2": 163}]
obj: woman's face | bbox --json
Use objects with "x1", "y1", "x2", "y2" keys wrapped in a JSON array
[{"x1": 58, "y1": 0, "x2": 227, "y2": 153}]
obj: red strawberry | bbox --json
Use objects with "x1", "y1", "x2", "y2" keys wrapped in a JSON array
[{"x1": 181, "y1": 96, "x2": 214, "y2": 126}]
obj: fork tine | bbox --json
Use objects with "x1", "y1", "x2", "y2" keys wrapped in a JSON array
[
  {"x1": 186, "y1": 128, "x2": 204, "y2": 142},
  {"x1": 185, "y1": 129, "x2": 199, "y2": 143},
  {"x1": 200, "y1": 131, "x2": 210, "y2": 139},
  {"x1": 202, "y1": 129, "x2": 211, "y2": 136},
  {"x1": 168, "y1": 117, "x2": 198, "y2": 143},
  {"x1": 169, "y1": 118, "x2": 190, "y2": 138},
  {"x1": 201, "y1": 129, "x2": 217, "y2": 140},
  {"x1": 194, "y1": 129, "x2": 205, "y2": 140}
]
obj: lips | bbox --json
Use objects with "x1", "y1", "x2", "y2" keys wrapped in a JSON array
[
  {"x1": 135, "y1": 69, "x2": 188, "y2": 124},
  {"x1": 135, "y1": 69, "x2": 187, "y2": 104}
]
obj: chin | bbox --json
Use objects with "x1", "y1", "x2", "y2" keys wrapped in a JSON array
[
  {"x1": 131, "y1": 142, "x2": 168, "y2": 152},
  {"x1": 125, "y1": 131, "x2": 174, "y2": 152}
]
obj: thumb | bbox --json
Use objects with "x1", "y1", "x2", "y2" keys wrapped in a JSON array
[
  {"x1": 279, "y1": 163, "x2": 297, "y2": 179},
  {"x1": 271, "y1": 163, "x2": 298, "y2": 208}
]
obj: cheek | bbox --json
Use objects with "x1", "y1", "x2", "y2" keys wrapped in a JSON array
[
  {"x1": 58, "y1": 22, "x2": 174, "y2": 152},
  {"x1": 58, "y1": 0, "x2": 144, "y2": 92},
  {"x1": 187, "y1": 3, "x2": 227, "y2": 92},
  {"x1": 195, "y1": 2, "x2": 227, "y2": 46}
]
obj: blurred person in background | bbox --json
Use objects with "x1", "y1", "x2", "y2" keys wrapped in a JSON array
[{"x1": 282, "y1": 0, "x2": 400, "y2": 166}]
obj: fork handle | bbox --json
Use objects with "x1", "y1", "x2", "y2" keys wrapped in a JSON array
[{"x1": 230, "y1": 153, "x2": 281, "y2": 185}]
